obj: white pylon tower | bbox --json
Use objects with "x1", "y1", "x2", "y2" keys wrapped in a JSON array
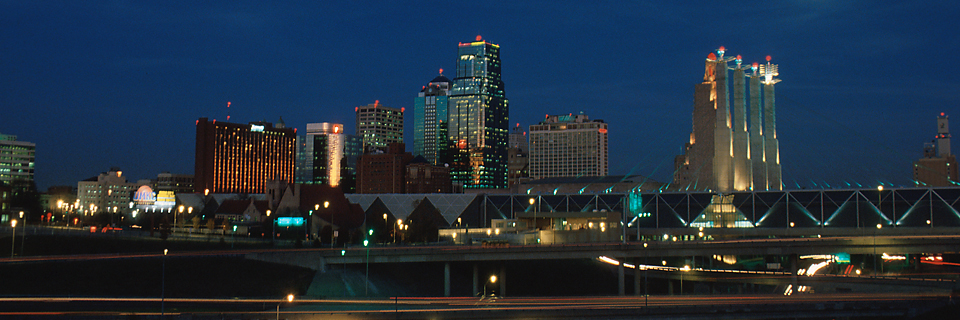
[
  {"x1": 746, "y1": 62, "x2": 766, "y2": 191},
  {"x1": 760, "y1": 56, "x2": 782, "y2": 190},
  {"x1": 712, "y1": 47, "x2": 737, "y2": 193},
  {"x1": 730, "y1": 55, "x2": 753, "y2": 191}
]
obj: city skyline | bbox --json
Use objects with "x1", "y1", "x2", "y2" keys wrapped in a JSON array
[{"x1": 3, "y1": 2, "x2": 959, "y2": 190}]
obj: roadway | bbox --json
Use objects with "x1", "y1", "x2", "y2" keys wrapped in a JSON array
[{"x1": 0, "y1": 293, "x2": 949, "y2": 319}]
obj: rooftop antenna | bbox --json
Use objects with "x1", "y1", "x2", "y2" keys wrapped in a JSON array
[{"x1": 226, "y1": 101, "x2": 231, "y2": 122}]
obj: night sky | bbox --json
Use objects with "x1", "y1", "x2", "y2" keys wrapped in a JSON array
[{"x1": 3, "y1": 1, "x2": 959, "y2": 191}]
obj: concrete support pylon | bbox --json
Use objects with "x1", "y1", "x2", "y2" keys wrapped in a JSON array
[
  {"x1": 634, "y1": 258, "x2": 642, "y2": 296},
  {"x1": 444, "y1": 262, "x2": 451, "y2": 297},
  {"x1": 472, "y1": 264, "x2": 478, "y2": 297},
  {"x1": 499, "y1": 266, "x2": 506, "y2": 297},
  {"x1": 618, "y1": 259, "x2": 625, "y2": 296}
]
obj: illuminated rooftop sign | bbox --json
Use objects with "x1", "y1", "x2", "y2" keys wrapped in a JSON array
[{"x1": 251, "y1": 124, "x2": 265, "y2": 132}]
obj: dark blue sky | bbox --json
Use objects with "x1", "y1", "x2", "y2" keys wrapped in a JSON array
[{"x1": 3, "y1": 1, "x2": 959, "y2": 190}]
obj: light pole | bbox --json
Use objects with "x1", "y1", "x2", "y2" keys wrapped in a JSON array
[
  {"x1": 277, "y1": 294, "x2": 293, "y2": 320},
  {"x1": 18, "y1": 211, "x2": 25, "y2": 255},
  {"x1": 10, "y1": 220, "x2": 17, "y2": 258},
  {"x1": 680, "y1": 265, "x2": 690, "y2": 295},
  {"x1": 266, "y1": 210, "x2": 274, "y2": 243},
  {"x1": 364, "y1": 229, "x2": 372, "y2": 296},
  {"x1": 395, "y1": 219, "x2": 401, "y2": 244},
  {"x1": 483, "y1": 275, "x2": 497, "y2": 297},
  {"x1": 529, "y1": 198, "x2": 537, "y2": 244},
  {"x1": 875, "y1": 223, "x2": 881, "y2": 277},
  {"x1": 177, "y1": 205, "x2": 184, "y2": 233},
  {"x1": 161, "y1": 248, "x2": 168, "y2": 318}
]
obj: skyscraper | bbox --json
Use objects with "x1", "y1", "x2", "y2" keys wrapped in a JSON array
[
  {"x1": 674, "y1": 47, "x2": 782, "y2": 192},
  {"x1": 297, "y1": 123, "x2": 362, "y2": 190},
  {"x1": 356, "y1": 101, "x2": 403, "y2": 153},
  {"x1": 413, "y1": 71, "x2": 451, "y2": 165},
  {"x1": 529, "y1": 113, "x2": 608, "y2": 179},
  {"x1": 195, "y1": 118, "x2": 297, "y2": 194},
  {"x1": 448, "y1": 35, "x2": 509, "y2": 189}
]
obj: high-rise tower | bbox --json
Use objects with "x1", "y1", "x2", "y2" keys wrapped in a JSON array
[
  {"x1": 296, "y1": 123, "x2": 362, "y2": 189},
  {"x1": 195, "y1": 118, "x2": 297, "y2": 194},
  {"x1": 529, "y1": 113, "x2": 608, "y2": 179},
  {"x1": 448, "y1": 35, "x2": 509, "y2": 189},
  {"x1": 356, "y1": 101, "x2": 403, "y2": 153},
  {"x1": 413, "y1": 70, "x2": 451, "y2": 165}
]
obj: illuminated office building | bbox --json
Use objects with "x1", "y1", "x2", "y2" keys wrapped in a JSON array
[
  {"x1": 674, "y1": 47, "x2": 782, "y2": 192},
  {"x1": 413, "y1": 71, "x2": 452, "y2": 165},
  {"x1": 195, "y1": 118, "x2": 297, "y2": 194},
  {"x1": 356, "y1": 101, "x2": 404, "y2": 153},
  {"x1": 508, "y1": 124, "x2": 529, "y2": 186},
  {"x1": 529, "y1": 113, "x2": 608, "y2": 179},
  {"x1": 0, "y1": 133, "x2": 35, "y2": 190},
  {"x1": 297, "y1": 122, "x2": 362, "y2": 190},
  {"x1": 448, "y1": 35, "x2": 509, "y2": 189},
  {"x1": 77, "y1": 167, "x2": 137, "y2": 216}
]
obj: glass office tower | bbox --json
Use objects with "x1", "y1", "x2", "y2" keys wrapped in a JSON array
[
  {"x1": 413, "y1": 72, "x2": 451, "y2": 165},
  {"x1": 448, "y1": 36, "x2": 509, "y2": 189}
]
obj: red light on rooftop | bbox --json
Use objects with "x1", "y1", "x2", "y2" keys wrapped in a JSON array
[
  {"x1": 718, "y1": 46, "x2": 725, "y2": 51},
  {"x1": 941, "y1": 112, "x2": 946, "y2": 116},
  {"x1": 752, "y1": 62, "x2": 759, "y2": 68},
  {"x1": 439, "y1": 68, "x2": 443, "y2": 75},
  {"x1": 736, "y1": 55, "x2": 741, "y2": 60},
  {"x1": 516, "y1": 123, "x2": 520, "y2": 127},
  {"x1": 599, "y1": 128, "x2": 608, "y2": 134},
  {"x1": 355, "y1": 107, "x2": 359, "y2": 112},
  {"x1": 374, "y1": 100, "x2": 379, "y2": 107},
  {"x1": 707, "y1": 52, "x2": 717, "y2": 60},
  {"x1": 196, "y1": 120, "x2": 199, "y2": 125},
  {"x1": 766, "y1": 55, "x2": 772, "y2": 62},
  {"x1": 401, "y1": 107, "x2": 405, "y2": 112},
  {"x1": 476, "y1": 35, "x2": 482, "y2": 41}
]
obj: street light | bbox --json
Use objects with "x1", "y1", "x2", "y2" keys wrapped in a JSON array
[
  {"x1": 529, "y1": 198, "x2": 538, "y2": 244},
  {"x1": 365, "y1": 229, "x2": 373, "y2": 296},
  {"x1": 161, "y1": 249, "x2": 168, "y2": 317},
  {"x1": 277, "y1": 294, "x2": 294, "y2": 320},
  {"x1": 875, "y1": 223, "x2": 882, "y2": 276},
  {"x1": 483, "y1": 275, "x2": 497, "y2": 297},
  {"x1": 266, "y1": 210, "x2": 274, "y2": 243},
  {"x1": 10, "y1": 220, "x2": 17, "y2": 258},
  {"x1": 177, "y1": 205, "x2": 184, "y2": 232},
  {"x1": 680, "y1": 265, "x2": 690, "y2": 295},
  {"x1": 395, "y1": 219, "x2": 402, "y2": 244},
  {"x1": 18, "y1": 211, "x2": 25, "y2": 255}
]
